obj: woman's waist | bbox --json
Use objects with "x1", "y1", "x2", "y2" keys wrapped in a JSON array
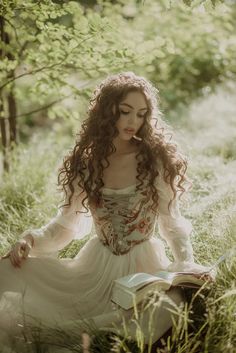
[{"x1": 96, "y1": 232, "x2": 161, "y2": 256}]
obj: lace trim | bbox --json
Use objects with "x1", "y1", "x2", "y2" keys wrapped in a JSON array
[{"x1": 102, "y1": 184, "x2": 136, "y2": 195}]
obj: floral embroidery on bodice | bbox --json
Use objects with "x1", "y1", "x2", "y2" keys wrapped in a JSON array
[
  {"x1": 88, "y1": 181, "x2": 158, "y2": 255},
  {"x1": 22, "y1": 158, "x2": 195, "y2": 265}
]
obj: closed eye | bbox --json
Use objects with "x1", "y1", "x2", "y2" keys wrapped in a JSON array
[
  {"x1": 120, "y1": 110, "x2": 130, "y2": 115},
  {"x1": 120, "y1": 110, "x2": 145, "y2": 118}
]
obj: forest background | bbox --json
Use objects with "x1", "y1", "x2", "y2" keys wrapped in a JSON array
[{"x1": 0, "y1": 0, "x2": 235, "y2": 352}]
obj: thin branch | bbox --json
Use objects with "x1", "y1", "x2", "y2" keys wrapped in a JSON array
[
  {"x1": 5, "y1": 78, "x2": 95, "y2": 120},
  {"x1": 0, "y1": 63, "x2": 67, "y2": 90},
  {"x1": 18, "y1": 29, "x2": 41, "y2": 59},
  {"x1": 0, "y1": 94, "x2": 71, "y2": 122},
  {"x1": 0, "y1": 28, "x2": 105, "y2": 90},
  {"x1": 64, "y1": 57, "x2": 139, "y2": 73},
  {"x1": 3, "y1": 16, "x2": 22, "y2": 47},
  {"x1": 8, "y1": 2, "x2": 42, "y2": 13},
  {"x1": 14, "y1": 94, "x2": 72, "y2": 119},
  {"x1": 3, "y1": 16, "x2": 41, "y2": 58}
]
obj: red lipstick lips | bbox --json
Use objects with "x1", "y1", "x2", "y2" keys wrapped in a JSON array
[{"x1": 124, "y1": 128, "x2": 135, "y2": 134}]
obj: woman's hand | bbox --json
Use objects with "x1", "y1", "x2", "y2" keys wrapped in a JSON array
[
  {"x1": 1, "y1": 234, "x2": 34, "y2": 268},
  {"x1": 167, "y1": 261, "x2": 217, "y2": 282}
]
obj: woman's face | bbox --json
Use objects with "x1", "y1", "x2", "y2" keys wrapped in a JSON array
[{"x1": 115, "y1": 91, "x2": 148, "y2": 140}]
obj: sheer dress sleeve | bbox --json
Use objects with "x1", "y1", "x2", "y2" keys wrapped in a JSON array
[
  {"x1": 20, "y1": 178, "x2": 93, "y2": 257},
  {"x1": 156, "y1": 163, "x2": 211, "y2": 273}
]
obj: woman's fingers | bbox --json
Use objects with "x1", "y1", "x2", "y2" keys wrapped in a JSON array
[
  {"x1": 23, "y1": 244, "x2": 31, "y2": 259},
  {"x1": 13, "y1": 242, "x2": 30, "y2": 267},
  {"x1": 1, "y1": 240, "x2": 31, "y2": 268},
  {"x1": 10, "y1": 243, "x2": 24, "y2": 268},
  {"x1": 10, "y1": 250, "x2": 21, "y2": 268},
  {"x1": 1, "y1": 250, "x2": 18, "y2": 267},
  {"x1": 9, "y1": 245, "x2": 19, "y2": 266}
]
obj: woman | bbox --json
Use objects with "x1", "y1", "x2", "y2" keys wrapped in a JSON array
[{"x1": 0, "y1": 72, "x2": 212, "y2": 350}]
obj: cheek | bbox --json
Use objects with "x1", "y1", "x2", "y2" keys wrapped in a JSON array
[
  {"x1": 138, "y1": 119, "x2": 145, "y2": 129},
  {"x1": 115, "y1": 117, "x2": 125, "y2": 130}
]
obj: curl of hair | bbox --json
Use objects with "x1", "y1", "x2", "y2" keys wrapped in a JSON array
[{"x1": 58, "y1": 72, "x2": 192, "y2": 214}]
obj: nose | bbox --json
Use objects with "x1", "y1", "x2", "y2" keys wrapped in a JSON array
[{"x1": 127, "y1": 111, "x2": 138, "y2": 124}]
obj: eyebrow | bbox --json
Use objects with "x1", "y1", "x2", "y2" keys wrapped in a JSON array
[{"x1": 119, "y1": 103, "x2": 148, "y2": 111}]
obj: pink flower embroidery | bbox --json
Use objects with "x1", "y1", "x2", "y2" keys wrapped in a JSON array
[{"x1": 136, "y1": 218, "x2": 149, "y2": 234}]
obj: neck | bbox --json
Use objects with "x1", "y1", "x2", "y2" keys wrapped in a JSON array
[{"x1": 112, "y1": 136, "x2": 134, "y2": 155}]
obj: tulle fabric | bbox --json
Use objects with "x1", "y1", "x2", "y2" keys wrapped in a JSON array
[
  {"x1": 0, "y1": 234, "x2": 184, "y2": 350},
  {"x1": 0, "y1": 165, "x2": 212, "y2": 351}
]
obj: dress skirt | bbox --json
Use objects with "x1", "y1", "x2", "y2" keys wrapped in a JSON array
[{"x1": 0, "y1": 235, "x2": 184, "y2": 351}]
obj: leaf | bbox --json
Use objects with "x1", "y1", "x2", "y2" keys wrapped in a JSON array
[
  {"x1": 35, "y1": 20, "x2": 45, "y2": 30},
  {"x1": 64, "y1": 1, "x2": 83, "y2": 16},
  {"x1": 68, "y1": 39, "x2": 78, "y2": 50},
  {"x1": 182, "y1": 0, "x2": 192, "y2": 6},
  {"x1": 204, "y1": 0, "x2": 215, "y2": 11},
  {"x1": 88, "y1": 12, "x2": 103, "y2": 32}
]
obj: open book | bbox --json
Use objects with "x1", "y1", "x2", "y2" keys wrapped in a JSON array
[{"x1": 111, "y1": 252, "x2": 230, "y2": 310}]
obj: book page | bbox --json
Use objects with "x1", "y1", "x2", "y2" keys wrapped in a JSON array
[
  {"x1": 155, "y1": 270, "x2": 208, "y2": 280},
  {"x1": 114, "y1": 273, "x2": 157, "y2": 288},
  {"x1": 114, "y1": 272, "x2": 172, "y2": 291}
]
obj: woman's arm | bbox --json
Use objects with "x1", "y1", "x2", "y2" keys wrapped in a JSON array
[
  {"x1": 156, "y1": 163, "x2": 210, "y2": 273},
  {"x1": 23, "y1": 178, "x2": 92, "y2": 256},
  {"x1": 3, "y1": 177, "x2": 92, "y2": 266}
]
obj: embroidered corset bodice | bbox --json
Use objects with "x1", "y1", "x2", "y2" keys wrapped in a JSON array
[
  {"x1": 88, "y1": 182, "x2": 157, "y2": 255},
  {"x1": 23, "y1": 162, "x2": 195, "y2": 266}
]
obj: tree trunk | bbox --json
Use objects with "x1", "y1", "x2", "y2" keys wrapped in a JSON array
[
  {"x1": 4, "y1": 22, "x2": 18, "y2": 148},
  {"x1": 7, "y1": 86, "x2": 18, "y2": 148},
  {"x1": 0, "y1": 95, "x2": 9, "y2": 173},
  {"x1": 0, "y1": 15, "x2": 18, "y2": 172},
  {"x1": 0, "y1": 16, "x2": 10, "y2": 172}
]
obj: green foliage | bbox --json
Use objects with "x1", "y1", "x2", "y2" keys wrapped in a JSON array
[
  {"x1": 0, "y1": 130, "x2": 91, "y2": 257},
  {"x1": 0, "y1": 132, "x2": 68, "y2": 251},
  {"x1": 0, "y1": 0, "x2": 140, "y2": 138},
  {"x1": 102, "y1": 0, "x2": 236, "y2": 110},
  {"x1": 1, "y1": 0, "x2": 235, "y2": 138}
]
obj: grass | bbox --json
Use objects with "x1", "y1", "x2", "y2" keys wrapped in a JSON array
[{"x1": 0, "y1": 82, "x2": 236, "y2": 352}]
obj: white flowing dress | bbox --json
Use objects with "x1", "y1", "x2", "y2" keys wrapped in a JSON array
[{"x1": 0, "y1": 164, "x2": 210, "y2": 351}]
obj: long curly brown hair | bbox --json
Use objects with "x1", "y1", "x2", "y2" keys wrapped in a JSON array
[{"x1": 58, "y1": 72, "x2": 192, "y2": 214}]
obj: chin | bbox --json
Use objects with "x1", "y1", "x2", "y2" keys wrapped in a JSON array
[
  {"x1": 121, "y1": 134, "x2": 133, "y2": 140},
  {"x1": 116, "y1": 130, "x2": 136, "y2": 141}
]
